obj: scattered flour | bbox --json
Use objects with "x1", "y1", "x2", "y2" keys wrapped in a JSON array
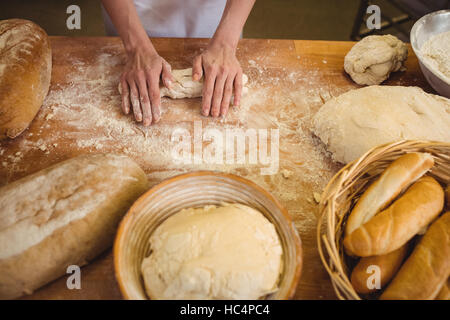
[{"x1": 0, "y1": 45, "x2": 342, "y2": 229}]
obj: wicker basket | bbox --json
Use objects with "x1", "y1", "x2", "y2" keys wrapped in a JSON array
[{"x1": 317, "y1": 140, "x2": 450, "y2": 300}]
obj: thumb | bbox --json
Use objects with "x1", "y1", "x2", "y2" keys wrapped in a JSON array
[
  {"x1": 162, "y1": 62, "x2": 174, "y2": 88},
  {"x1": 192, "y1": 55, "x2": 203, "y2": 81}
]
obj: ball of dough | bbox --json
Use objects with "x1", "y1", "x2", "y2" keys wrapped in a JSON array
[
  {"x1": 312, "y1": 86, "x2": 450, "y2": 164},
  {"x1": 344, "y1": 35, "x2": 408, "y2": 85},
  {"x1": 141, "y1": 203, "x2": 282, "y2": 300}
]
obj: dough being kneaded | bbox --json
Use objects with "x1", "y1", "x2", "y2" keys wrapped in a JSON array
[
  {"x1": 118, "y1": 68, "x2": 249, "y2": 101},
  {"x1": 344, "y1": 35, "x2": 408, "y2": 85},
  {"x1": 312, "y1": 85, "x2": 450, "y2": 164},
  {"x1": 141, "y1": 203, "x2": 283, "y2": 300},
  {"x1": 160, "y1": 68, "x2": 248, "y2": 99}
]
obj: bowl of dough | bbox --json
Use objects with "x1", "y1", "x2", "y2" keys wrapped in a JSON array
[
  {"x1": 411, "y1": 9, "x2": 450, "y2": 98},
  {"x1": 114, "y1": 171, "x2": 302, "y2": 300}
]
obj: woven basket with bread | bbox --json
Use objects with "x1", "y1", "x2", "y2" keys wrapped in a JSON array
[{"x1": 317, "y1": 140, "x2": 450, "y2": 300}]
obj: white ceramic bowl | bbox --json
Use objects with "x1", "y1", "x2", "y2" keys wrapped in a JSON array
[
  {"x1": 114, "y1": 171, "x2": 303, "y2": 300},
  {"x1": 411, "y1": 9, "x2": 450, "y2": 98}
]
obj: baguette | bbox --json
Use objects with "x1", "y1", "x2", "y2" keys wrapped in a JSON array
[
  {"x1": 380, "y1": 212, "x2": 450, "y2": 300},
  {"x1": 0, "y1": 19, "x2": 52, "y2": 139},
  {"x1": 0, "y1": 154, "x2": 149, "y2": 299},
  {"x1": 446, "y1": 185, "x2": 450, "y2": 208},
  {"x1": 351, "y1": 244, "x2": 408, "y2": 294},
  {"x1": 436, "y1": 278, "x2": 450, "y2": 300},
  {"x1": 346, "y1": 153, "x2": 434, "y2": 235},
  {"x1": 344, "y1": 176, "x2": 444, "y2": 257}
]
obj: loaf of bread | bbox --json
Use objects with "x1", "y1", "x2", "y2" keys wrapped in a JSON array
[
  {"x1": 351, "y1": 244, "x2": 408, "y2": 294},
  {"x1": 346, "y1": 153, "x2": 434, "y2": 235},
  {"x1": 446, "y1": 185, "x2": 450, "y2": 208},
  {"x1": 436, "y1": 278, "x2": 450, "y2": 300},
  {"x1": 0, "y1": 19, "x2": 52, "y2": 139},
  {"x1": 0, "y1": 154, "x2": 149, "y2": 299},
  {"x1": 380, "y1": 211, "x2": 450, "y2": 300},
  {"x1": 344, "y1": 176, "x2": 444, "y2": 257}
]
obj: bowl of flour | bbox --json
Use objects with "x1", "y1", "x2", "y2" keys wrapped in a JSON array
[{"x1": 411, "y1": 9, "x2": 450, "y2": 98}]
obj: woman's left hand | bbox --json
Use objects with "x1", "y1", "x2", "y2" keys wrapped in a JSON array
[{"x1": 192, "y1": 41, "x2": 243, "y2": 118}]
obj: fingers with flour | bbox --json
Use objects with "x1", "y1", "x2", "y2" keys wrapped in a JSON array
[{"x1": 127, "y1": 78, "x2": 142, "y2": 123}]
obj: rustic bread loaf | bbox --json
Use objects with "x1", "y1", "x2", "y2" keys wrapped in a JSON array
[
  {"x1": 380, "y1": 211, "x2": 450, "y2": 300},
  {"x1": 344, "y1": 176, "x2": 444, "y2": 257},
  {"x1": 0, "y1": 154, "x2": 149, "y2": 299},
  {"x1": 0, "y1": 19, "x2": 52, "y2": 139}
]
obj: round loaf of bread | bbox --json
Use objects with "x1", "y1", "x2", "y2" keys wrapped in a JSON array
[
  {"x1": 0, "y1": 154, "x2": 149, "y2": 299},
  {"x1": 0, "y1": 19, "x2": 52, "y2": 139}
]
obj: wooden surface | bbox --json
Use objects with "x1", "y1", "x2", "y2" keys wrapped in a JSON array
[{"x1": 0, "y1": 37, "x2": 432, "y2": 300}]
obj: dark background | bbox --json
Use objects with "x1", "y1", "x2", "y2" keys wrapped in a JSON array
[{"x1": 0, "y1": 0, "x2": 448, "y2": 41}]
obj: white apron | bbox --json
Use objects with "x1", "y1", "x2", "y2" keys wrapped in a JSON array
[{"x1": 102, "y1": 0, "x2": 226, "y2": 38}]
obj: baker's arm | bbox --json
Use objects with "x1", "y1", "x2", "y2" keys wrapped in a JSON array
[
  {"x1": 101, "y1": 0, "x2": 173, "y2": 125},
  {"x1": 193, "y1": 0, "x2": 255, "y2": 117}
]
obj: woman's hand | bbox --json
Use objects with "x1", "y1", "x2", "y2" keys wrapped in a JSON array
[
  {"x1": 191, "y1": 0, "x2": 255, "y2": 118},
  {"x1": 120, "y1": 47, "x2": 173, "y2": 126},
  {"x1": 192, "y1": 41, "x2": 243, "y2": 118},
  {"x1": 102, "y1": 0, "x2": 174, "y2": 125}
]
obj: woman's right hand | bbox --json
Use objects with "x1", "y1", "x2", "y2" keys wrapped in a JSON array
[{"x1": 120, "y1": 46, "x2": 174, "y2": 126}]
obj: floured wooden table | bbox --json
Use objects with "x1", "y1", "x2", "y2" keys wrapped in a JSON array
[{"x1": 0, "y1": 37, "x2": 431, "y2": 300}]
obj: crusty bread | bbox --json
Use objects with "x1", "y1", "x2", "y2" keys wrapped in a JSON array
[
  {"x1": 0, "y1": 19, "x2": 52, "y2": 139},
  {"x1": 344, "y1": 176, "x2": 444, "y2": 257},
  {"x1": 0, "y1": 154, "x2": 149, "y2": 299},
  {"x1": 346, "y1": 153, "x2": 434, "y2": 235},
  {"x1": 436, "y1": 278, "x2": 450, "y2": 300},
  {"x1": 380, "y1": 212, "x2": 450, "y2": 300},
  {"x1": 446, "y1": 185, "x2": 450, "y2": 209},
  {"x1": 351, "y1": 244, "x2": 408, "y2": 294}
]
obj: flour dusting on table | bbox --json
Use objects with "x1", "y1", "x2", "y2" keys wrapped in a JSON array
[{"x1": 0, "y1": 45, "x2": 342, "y2": 235}]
